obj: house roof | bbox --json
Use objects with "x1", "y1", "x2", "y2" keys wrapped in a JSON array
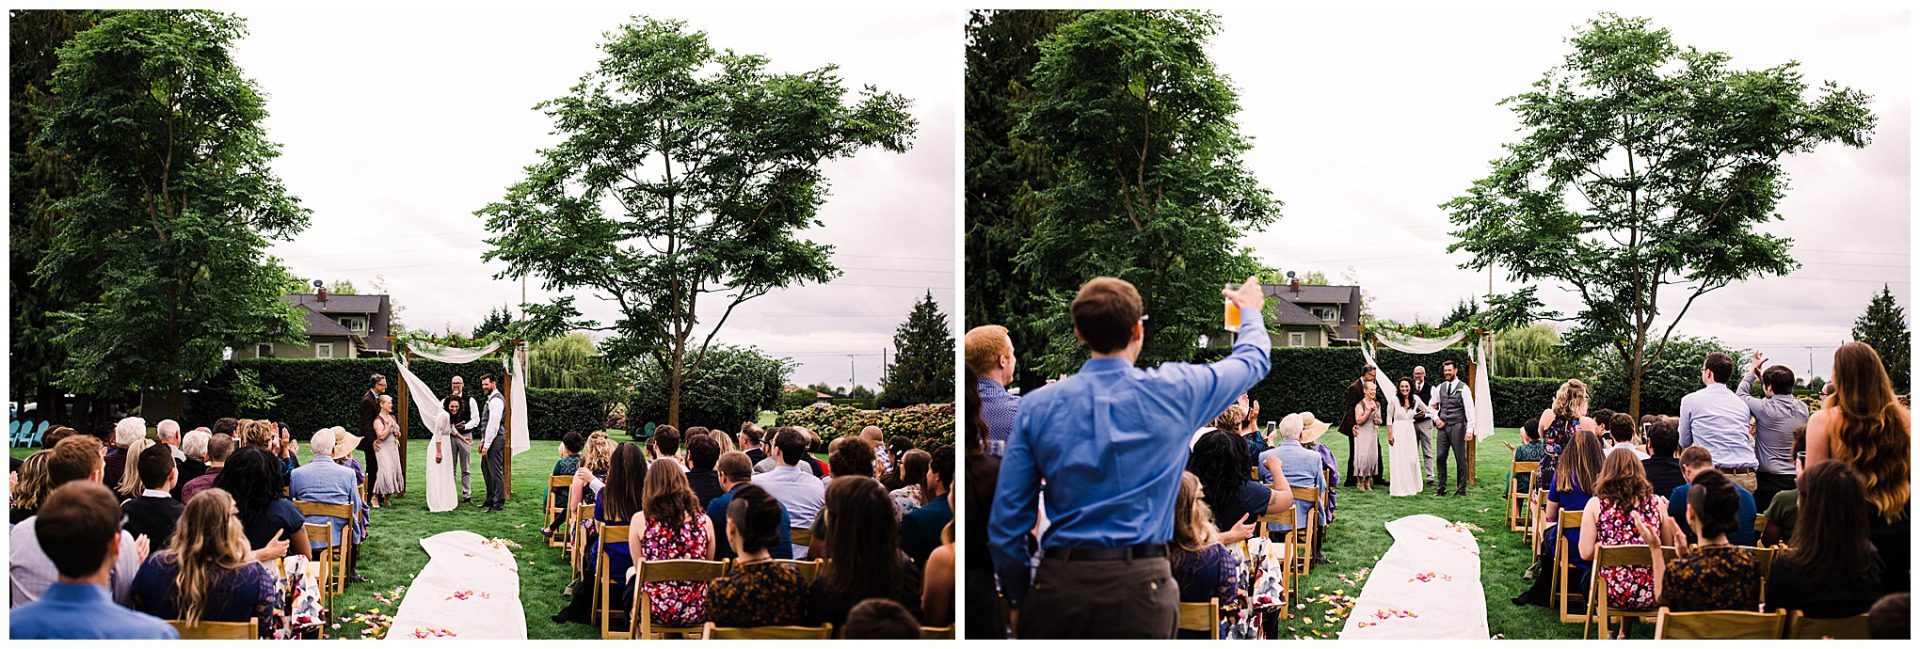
[
  {"x1": 1264, "y1": 295, "x2": 1331, "y2": 327},
  {"x1": 1265, "y1": 284, "x2": 1362, "y2": 341},
  {"x1": 282, "y1": 294, "x2": 392, "y2": 352}
]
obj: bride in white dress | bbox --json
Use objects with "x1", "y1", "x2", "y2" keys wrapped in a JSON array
[
  {"x1": 1388, "y1": 377, "x2": 1431, "y2": 496},
  {"x1": 424, "y1": 396, "x2": 460, "y2": 512}
]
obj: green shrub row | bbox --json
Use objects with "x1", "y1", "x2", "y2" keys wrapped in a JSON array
[
  {"x1": 773, "y1": 403, "x2": 955, "y2": 451},
  {"x1": 183, "y1": 359, "x2": 605, "y2": 441}
]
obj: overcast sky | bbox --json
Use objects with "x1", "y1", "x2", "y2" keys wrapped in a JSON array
[
  {"x1": 224, "y1": 4, "x2": 957, "y2": 389},
  {"x1": 1199, "y1": 1, "x2": 1911, "y2": 381}
]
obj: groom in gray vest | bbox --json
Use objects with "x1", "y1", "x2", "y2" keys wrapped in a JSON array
[{"x1": 1432, "y1": 360, "x2": 1476, "y2": 497}]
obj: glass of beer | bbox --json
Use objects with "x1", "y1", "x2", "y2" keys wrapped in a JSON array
[{"x1": 1223, "y1": 282, "x2": 1241, "y2": 330}]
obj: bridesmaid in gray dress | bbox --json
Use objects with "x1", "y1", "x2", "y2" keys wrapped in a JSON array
[{"x1": 1352, "y1": 382, "x2": 1382, "y2": 490}]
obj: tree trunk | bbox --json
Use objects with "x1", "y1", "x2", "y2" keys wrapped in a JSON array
[
  {"x1": 668, "y1": 361, "x2": 684, "y2": 429},
  {"x1": 1628, "y1": 362, "x2": 1644, "y2": 421}
]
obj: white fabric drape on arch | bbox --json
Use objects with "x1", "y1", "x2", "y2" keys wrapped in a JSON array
[
  {"x1": 397, "y1": 340, "x2": 531, "y2": 457},
  {"x1": 408, "y1": 342, "x2": 501, "y2": 365},
  {"x1": 1364, "y1": 330, "x2": 1496, "y2": 441}
]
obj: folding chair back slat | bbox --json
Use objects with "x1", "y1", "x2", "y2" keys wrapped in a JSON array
[
  {"x1": 1654, "y1": 607, "x2": 1786, "y2": 639},
  {"x1": 1586, "y1": 544, "x2": 1661, "y2": 638},
  {"x1": 774, "y1": 559, "x2": 821, "y2": 584},
  {"x1": 919, "y1": 625, "x2": 955, "y2": 639},
  {"x1": 635, "y1": 558, "x2": 728, "y2": 639},
  {"x1": 595, "y1": 524, "x2": 631, "y2": 639},
  {"x1": 1508, "y1": 461, "x2": 1539, "y2": 531},
  {"x1": 168, "y1": 618, "x2": 259, "y2": 639},
  {"x1": 701, "y1": 622, "x2": 832, "y2": 639},
  {"x1": 1555, "y1": 509, "x2": 1588, "y2": 623},
  {"x1": 1176, "y1": 597, "x2": 1222, "y2": 639},
  {"x1": 1786, "y1": 611, "x2": 1870, "y2": 639}
]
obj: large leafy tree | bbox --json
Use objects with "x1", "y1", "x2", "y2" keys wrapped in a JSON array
[
  {"x1": 880, "y1": 291, "x2": 954, "y2": 406},
  {"x1": 1590, "y1": 336, "x2": 1748, "y2": 416},
  {"x1": 37, "y1": 10, "x2": 310, "y2": 418},
  {"x1": 479, "y1": 17, "x2": 915, "y2": 427},
  {"x1": 963, "y1": 9, "x2": 1080, "y2": 391},
  {"x1": 628, "y1": 345, "x2": 794, "y2": 432},
  {"x1": 1851, "y1": 284, "x2": 1909, "y2": 391},
  {"x1": 1444, "y1": 14, "x2": 1875, "y2": 418},
  {"x1": 11, "y1": 10, "x2": 108, "y2": 416},
  {"x1": 1012, "y1": 9, "x2": 1279, "y2": 377}
]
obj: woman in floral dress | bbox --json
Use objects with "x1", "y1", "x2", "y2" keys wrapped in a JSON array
[
  {"x1": 627, "y1": 458, "x2": 716, "y2": 631},
  {"x1": 1578, "y1": 451, "x2": 1666, "y2": 637},
  {"x1": 1533, "y1": 379, "x2": 1596, "y2": 502}
]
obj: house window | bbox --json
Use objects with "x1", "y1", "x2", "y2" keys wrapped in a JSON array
[
  {"x1": 1314, "y1": 307, "x2": 1337, "y2": 323},
  {"x1": 255, "y1": 344, "x2": 273, "y2": 358},
  {"x1": 1288, "y1": 332, "x2": 1306, "y2": 347},
  {"x1": 316, "y1": 343, "x2": 334, "y2": 359},
  {"x1": 339, "y1": 316, "x2": 367, "y2": 332}
]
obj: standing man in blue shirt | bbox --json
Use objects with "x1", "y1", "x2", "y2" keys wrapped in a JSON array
[
  {"x1": 10, "y1": 481, "x2": 177, "y2": 639},
  {"x1": 966, "y1": 324, "x2": 1020, "y2": 456},
  {"x1": 1678, "y1": 352, "x2": 1760, "y2": 493},
  {"x1": 989, "y1": 276, "x2": 1272, "y2": 639}
]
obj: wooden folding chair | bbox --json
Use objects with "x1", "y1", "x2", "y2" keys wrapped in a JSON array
[
  {"x1": 1253, "y1": 506, "x2": 1294, "y2": 608},
  {"x1": 700, "y1": 622, "x2": 832, "y2": 639},
  {"x1": 544, "y1": 475, "x2": 572, "y2": 548},
  {"x1": 774, "y1": 558, "x2": 822, "y2": 584},
  {"x1": 919, "y1": 624, "x2": 956, "y2": 639},
  {"x1": 1785, "y1": 611, "x2": 1870, "y2": 639},
  {"x1": 592, "y1": 524, "x2": 631, "y2": 637},
  {"x1": 1753, "y1": 513, "x2": 1767, "y2": 533},
  {"x1": 1554, "y1": 509, "x2": 1588, "y2": 624},
  {"x1": 1653, "y1": 607, "x2": 1786, "y2": 639},
  {"x1": 568, "y1": 503, "x2": 593, "y2": 583},
  {"x1": 632, "y1": 558, "x2": 729, "y2": 639},
  {"x1": 1288, "y1": 486, "x2": 1321, "y2": 576},
  {"x1": 1508, "y1": 461, "x2": 1538, "y2": 532},
  {"x1": 790, "y1": 527, "x2": 814, "y2": 557},
  {"x1": 1585, "y1": 545, "x2": 1661, "y2": 639},
  {"x1": 1742, "y1": 546, "x2": 1776, "y2": 604},
  {"x1": 168, "y1": 618, "x2": 259, "y2": 639},
  {"x1": 297, "y1": 499, "x2": 357, "y2": 594},
  {"x1": 1176, "y1": 597, "x2": 1222, "y2": 639}
]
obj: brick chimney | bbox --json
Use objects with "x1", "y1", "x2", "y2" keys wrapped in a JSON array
[
  {"x1": 1290, "y1": 277, "x2": 1301, "y2": 293},
  {"x1": 316, "y1": 286, "x2": 328, "y2": 303}
]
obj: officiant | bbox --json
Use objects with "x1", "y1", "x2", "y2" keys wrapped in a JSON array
[{"x1": 448, "y1": 376, "x2": 481, "y2": 504}]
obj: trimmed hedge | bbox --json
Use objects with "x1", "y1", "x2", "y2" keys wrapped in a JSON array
[
  {"x1": 773, "y1": 403, "x2": 955, "y2": 452},
  {"x1": 1190, "y1": 347, "x2": 1573, "y2": 428},
  {"x1": 183, "y1": 358, "x2": 604, "y2": 441}
]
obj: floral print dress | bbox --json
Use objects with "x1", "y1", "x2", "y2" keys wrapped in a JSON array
[
  {"x1": 1595, "y1": 497, "x2": 1661, "y2": 611},
  {"x1": 1536, "y1": 416, "x2": 1580, "y2": 493},
  {"x1": 638, "y1": 515, "x2": 712, "y2": 628}
]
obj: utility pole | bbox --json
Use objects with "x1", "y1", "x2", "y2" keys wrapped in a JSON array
[
  {"x1": 848, "y1": 354, "x2": 857, "y2": 392},
  {"x1": 882, "y1": 348, "x2": 889, "y2": 384}
]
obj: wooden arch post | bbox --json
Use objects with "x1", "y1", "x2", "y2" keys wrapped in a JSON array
[{"x1": 385, "y1": 336, "x2": 521, "y2": 501}]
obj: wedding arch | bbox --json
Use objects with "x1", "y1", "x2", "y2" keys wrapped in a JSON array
[
  {"x1": 1356, "y1": 325, "x2": 1497, "y2": 484},
  {"x1": 385, "y1": 336, "x2": 533, "y2": 500}
]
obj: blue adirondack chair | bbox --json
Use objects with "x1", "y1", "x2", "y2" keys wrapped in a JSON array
[
  {"x1": 7, "y1": 421, "x2": 20, "y2": 447},
  {"x1": 31, "y1": 420, "x2": 50, "y2": 446},
  {"x1": 641, "y1": 421, "x2": 656, "y2": 442}
]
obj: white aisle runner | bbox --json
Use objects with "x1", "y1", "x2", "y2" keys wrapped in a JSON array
[
  {"x1": 1337, "y1": 514, "x2": 1490, "y2": 639},
  {"x1": 385, "y1": 531, "x2": 528, "y2": 640}
]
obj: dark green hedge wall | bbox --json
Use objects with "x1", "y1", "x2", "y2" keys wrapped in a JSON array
[
  {"x1": 184, "y1": 359, "x2": 603, "y2": 441},
  {"x1": 1191, "y1": 347, "x2": 1573, "y2": 428}
]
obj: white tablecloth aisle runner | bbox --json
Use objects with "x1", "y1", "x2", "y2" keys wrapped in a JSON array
[
  {"x1": 1337, "y1": 514, "x2": 1490, "y2": 639},
  {"x1": 385, "y1": 530, "x2": 528, "y2": 640}
]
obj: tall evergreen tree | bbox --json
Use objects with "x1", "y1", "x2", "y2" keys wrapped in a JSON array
[
  {"x1": 881, "y1": 291, "x2": 955, "y2": 406},
  {"x1": 472, "y1": 304, "x2": 514, "y2": 340},
  {"x1": 1851, "y1": 284, "x2": 1909, "y2": 391}
]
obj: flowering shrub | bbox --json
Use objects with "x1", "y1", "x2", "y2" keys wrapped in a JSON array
[{"x1": 775, "y1": 403, "x2": 954, "y2": 451}]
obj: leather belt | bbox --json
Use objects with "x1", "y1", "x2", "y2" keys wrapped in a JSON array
[
  {"x1": 1043, "y1": 543, "x2": 1169, "y2": 562},
  {"x1": 1718, "y1": 466, "x2": 1756, "y2": 475}
]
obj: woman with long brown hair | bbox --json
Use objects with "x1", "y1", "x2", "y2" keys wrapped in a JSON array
[
  {"x1": 129, "y1": 488, "x2": 277, "y2": 637},
  {"x1": 1766, "y1": 461, "x2": 1885, "y2": 618},
  {"x1": 11, "y1": 450, "x2": 53, "y2": 524},
  {"x1": 1515, "y1": 430, "x2": 1606, "y2": 607},
  {"x1": 807, "y1": 475, "x2": 921, "y2": 629},
  {"x1": 1534, "y1": 379, "x2": 1597, "y2": 495},
  {"x1": 625, "y1": 459, "x2": 715, "y2": 630},
  {"x1": 1578, "y1": 451, "x2": 1666, "y2": 637},
  {"x1": 1806, "y1": 341, "x2": 1910, "y2": 592},
  {"x1": 553, "y1": 442, "x2": 648, "y2": 625},
  {"x1": 1169, "y1": 472, "x2": 1238, "y2": 639}
]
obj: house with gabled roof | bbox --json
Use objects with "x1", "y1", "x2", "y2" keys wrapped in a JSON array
[{"x1": 235, "y1": 292, "x2": 393, "y2": 359}]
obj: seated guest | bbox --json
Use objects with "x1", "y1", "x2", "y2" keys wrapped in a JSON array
[
  {"x1": 274, "y1": 423, "x2": 302, "y2": 476},
  {"x1": 130, "y1": 488, "x2": 277, "y2": 637},
  {"x1": 175, "y1": 429, "x2": 212, "y2": 500},
  {"x1": 211, "y1": 446, "x2": 311, "y2": 562},
  {"x1": 180, "y1": 433, "x2": 235, "y2": 504},
  {"x1": 624, "y1": 460, "x2": 715, "y2": 630},
  {"x1": 554, "y1": 442, "x2": 647, "y2": 624},
  {"x1": 683, "y1": 432, "x2": 725, "y2": 510},
  {"x1": 291, "y1": 429, "x2": 365, "y2": 577},
  {"x1": 1605, "y1": 413, "x2": 1649, "y2": 460},
  {"x1": 1653, "y1": 470, "x2": 1762, "y2": 611},
  {"x1": 922, "y1": 519, "x2": 955, "y2": 627},
  {"x1": 648, "y1": 425, "x2": 686, "y2": 471},
  {"x1": 1639, "y1": 419, "x2": 1685, "y2": 499},
  {"x1": 1258, "y1": 414, "x2": 1330, "y2": 557},
  {"x1": 758, "y1": 428, "x2": 827, "y2": 558},
  {"x1": 155, "y1": 419, "x2": 185, "y2": 462},
  {"x1": 883, "y1": 435, "x2": 915, "y2": 491},
  {"x1": 710, "y1": 428, "x2": 738, "y2": 455},
  {"x1": 11, "y1": 450, "x2": 51, "y2": 524},
  {"x1": 861, "y1": 426, "x2": 894, "y2": 480},
  {"x1": 807, "y1": 476, "x2": 923, "y2": 628},
  {"x1": 1869, "y1": 593, "x2": 1909, "y2": 640},
  {"x1": 828, "y1": 434, "x2": 877, "y2": 483},
  {"x1": 11, "y1": 436, "x2": 146, "y2": 606},
  {"x1": 114, "y1": 438, "x2": 157, "y2": 501},
  {"x1": 103, "y1": 417, "x2": 146, "y2": 494},
  {"x1": 9, "y1": 482, "x2": 178, "y2": 639},
  {"x1": 1578, "y1": 450, "x2": 1666, "y2": 637},
  {"x1": 1805, "y1": 341, "x2": 1910, "y2": 595},
  {"x1": 706, "y1": 452, "x2": 793, "y2": 561},
  {"x1": 1504, "y1": 418, "x2": 1546, "y2": 492},
  {"x1": 1170, "y1": 472, "x2": 1239, "y2": 639},
  {"x1": 1761, "y1": 426, "x2": 1809, "y2": 546},
  {"x1": 540, "y1": 432, "x2": 585, "y2": 540},
  {"x1": 890, "y1": 449, "x2": 932, "y2": 519},
  {"x1": 120, "y1": 445, "x2": 185, "y2": 551},
  {"x1": 1514, "y1": 430, "x2": 1604, "y2": 607},
  {"x1": 738, "y1": 424, "x2": 769, "y2": 466},
  {"x1": 1765, "y1": 461, "x2": 1884, "y2": 618},
  {"x1": 706, "y1": 484, "x2": 808, "y2": 627},
  {"x1": 900, "y1": 446, "x2": 955, "y2": 567},
  {"x1": 843, "y1": 598, "x2": 922, "y2": 639},
  {"x1": 1190, "y1": 429, "x2": 1290, "y2": 546},
  {"x1": 1667, "y1": 446, "x2": 1758, "y2": 545}
]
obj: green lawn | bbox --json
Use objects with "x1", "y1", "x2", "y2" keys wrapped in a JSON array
[{"x1": 1282, "y1": 427, "x2": 1599, "y2": 640}]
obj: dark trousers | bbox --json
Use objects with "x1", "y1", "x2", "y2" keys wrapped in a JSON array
[
  {"x1": 1433, "y1": 417, "x2": 1469, "y2": 494},
  {"x1": 482, "y1": 437, "x2": 506, "y2": 507},
  {"x1": 1018, "y1": 555, "x2": 1178, "y2": 639},
  {"x1": 362, "y1": 443, "x2": 379, "y2": 490},
  {"x1": 1754, "y1": 471, "x2": 1796, "y2": 512}
]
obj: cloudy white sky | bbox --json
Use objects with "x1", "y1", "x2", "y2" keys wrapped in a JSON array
[
  {"x1": 1198, "y1": 1, "x2": 1912, "y2": 381},
  {"x1": 222, "y1": 4, "x2": 957, "y2": 389}
]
